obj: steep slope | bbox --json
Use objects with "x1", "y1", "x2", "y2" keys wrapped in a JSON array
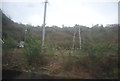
[
  {"x1": 2, "y1": 11, "x2": 118, "y2": 49},
  {"x1": 2, "y1": 12, "x2": 25, "y2": 41}
]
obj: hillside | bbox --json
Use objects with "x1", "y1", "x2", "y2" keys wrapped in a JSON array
[
  {"x1": 2, "y1": 11, "x2": 118, "y2": 49},
  {"x1": 2, "y1": 11, "x2": 118, "y2": 79}
]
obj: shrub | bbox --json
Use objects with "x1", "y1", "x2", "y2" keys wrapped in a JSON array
[
  {"x1": 23, "y1": 37, "x2": 42, "y2": 66},
  {"x1": 75, "y1": 43, "x2": 118, "y2": 78},
  {"x1": 3, "y1": 36, "x2": 18, "y2": 49}
]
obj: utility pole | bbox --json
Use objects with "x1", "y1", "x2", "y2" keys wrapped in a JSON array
[
  {"x1": 24, "y1": 28, "x2": 27, "y2": 42},
  {"x1": 42, "y1": 0, "x2": 48, "y2": 46}
]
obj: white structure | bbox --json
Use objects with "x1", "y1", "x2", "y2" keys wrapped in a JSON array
[
  {"x1": 78, "y1": 26, "x2": 82, "y2": 50},
  {"x1": 18, "y1": 41, "x2": 24, "y2": 48},
  {"x1": 0, "y1": 38, "x2": 4, "y2": 44},
  {"x1": 72, "y1": 25, "x2": 82, "y2": 50}
]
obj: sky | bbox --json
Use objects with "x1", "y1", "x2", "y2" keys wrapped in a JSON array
[{"x1": 1, "y1": 0, "x2": 119, "y2": 27}]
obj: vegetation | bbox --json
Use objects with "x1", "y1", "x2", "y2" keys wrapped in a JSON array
[
  {"x1": 2, "y1": 11, "x2": 118, "y2": 79},
  {"x1": 3, "y1": 36, "x2": 18, "y2": 49},
  {"x1": 23, "y1": 37, "x2": 42, "y2": 66}
]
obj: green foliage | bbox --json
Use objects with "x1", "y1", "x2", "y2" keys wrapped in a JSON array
[
  {"x1": 48, "y1": 47, "x2": 55, "y2": 55},
  {"x1": 74, "y1": 43, "x2": 118, "y2": 78},
  {"x1": 3, "y1": 36, "x2": 18, "y2": 49},
  {"x1": 81, "y1": 43, "x2": 117, "y2": 59},
  {"x1": 60, "y1": 51, "x2": 75, "y2": 72},
  {"x1": 24, "y1": 37, "x2": 42, "y2": 65},
  {"x1": 100, "y1": 55, "x2": 118, "y2": 78},
  {"x1": 2, "y1": 12, "x2": 118, "y2": 78}
]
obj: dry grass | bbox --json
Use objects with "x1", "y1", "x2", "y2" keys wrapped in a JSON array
[{"x1": 2, "y1": 48, "x2": 118, "y2": 79}]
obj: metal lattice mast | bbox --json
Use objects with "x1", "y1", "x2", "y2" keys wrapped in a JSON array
[
  {"x1": 42, "y1": 0, "x2": 48, "y2": 46},
  {"x1": 78, "y1": 26, "x2": 82, "y2": 49},
  {"x1": 72, "y1": 26, "x2": 77, "y2": 49}
]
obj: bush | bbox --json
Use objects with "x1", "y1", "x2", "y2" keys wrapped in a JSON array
[
  {"x1": 3, "y1": 36, "x2": 18, "y2": 49},
  {"x1": 24, "y1": 37, "x2": 42, "y2": 66},
  {"x1": 74, "y1": 43, "x2": 118, "y2": 78}
]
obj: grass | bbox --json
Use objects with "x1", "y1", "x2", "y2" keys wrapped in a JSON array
[{"x1": 2, "y1": 47, "x2": 118, "y2": 79}]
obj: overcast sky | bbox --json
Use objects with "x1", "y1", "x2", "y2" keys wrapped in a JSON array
[{"x1": 1, "y1": 0, "x2": 119, "y2": 27}]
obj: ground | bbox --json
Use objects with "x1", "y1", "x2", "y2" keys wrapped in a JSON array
[{"x1": 2, "y1": 48, "x2": 118, "y2": 79}]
